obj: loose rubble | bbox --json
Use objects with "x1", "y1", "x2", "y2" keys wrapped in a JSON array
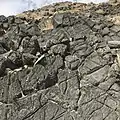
[{"x1": 0, "y1": 1, "x2": 120, "y2": 120}]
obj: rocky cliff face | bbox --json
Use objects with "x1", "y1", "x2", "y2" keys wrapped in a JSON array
[{"x1": 0, "y1": 2, "x2": 120, "y2": 120}]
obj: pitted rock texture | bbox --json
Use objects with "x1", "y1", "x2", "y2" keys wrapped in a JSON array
[{"x1": 0, "y1": 2, "x2": 120, "y2": 120}]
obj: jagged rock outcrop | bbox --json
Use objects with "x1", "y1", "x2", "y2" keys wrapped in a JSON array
[
  {"x1": 17, "y1": 2, "x2": 87, "y2": 31},
  {"x1": 0, "y1": 2, "x2": 120, "y2": 120},
  {"x1": 109, "y1": 0, "x2": 120, "y2": 4}
]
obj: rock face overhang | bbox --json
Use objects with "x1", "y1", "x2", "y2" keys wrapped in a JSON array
[{"x1": 0, "y1": 2, "x2": 120, "y2": 120}]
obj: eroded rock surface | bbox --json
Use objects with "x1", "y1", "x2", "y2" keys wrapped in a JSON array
[{"x1": 0, "y1": 2, "x2": 120, "y2": 120}]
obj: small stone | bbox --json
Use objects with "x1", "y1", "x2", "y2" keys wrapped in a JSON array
[
  {"x1": 0, "y1": 29, "x2": 5, "y2": 37},
  {"x1": 108, "y1": 41, "x2": 120, "y2": 48},
  {"x1": 0, "y1": 58, "x2": 6, "y2": 76},
  {"x1": 51, "y1": 44, "x2": 67, "y2": 56},
  {"x1": 65, "y1": 55, "x2": 78, "y2": 63},
  {"x1": 111, "y1": 35, "x2": 120, "y2": 41},
  {"x1": 3, "y1": 23, "x2": 9, "y2": 30},
  {"x1": 7, "y1": 16, "x2": 14, "y2": 24},
  {"x1": 102, "y1": 27, "x2": 110, "y2": 36},
  {"x1": 86, "y1": 19, "x2": 95, "y2": 28},
  {"x1": 71, "y1": 60, "x2": 80, "y2": 70},
  {"x1": 103, "y1": 35, "x2": 112, "y2": 42},
  {"x1": 110, "y1": 25, "x2": 120, "y2": 33},
  {"x1": 0, "y1": 22, "x2": 2, "y2": 28},
  {"x1": 0, "y1": 44, "x2": 7, "y2": 54},
  {"x1": 52, "y1": 13, "x2": 63, "y2": 28},
  {"x1": 109, "y1": 32, "x2": 115, "y2": 36},
  {"x1": 7, "y1": 51, "x2": 23, "y2": 68},
  {"x1": 0, "y1": 15, "x2": 7, "y2": 22},
  {"x1": 27, "y1": 24, "x2": 40, "y2": 36},
  {"x1": 93, "y1": 25, "x2": 101, "y2": 32},
  {"x1": 61, "y1": 38, "x2": 69, "y2": 43},
  {"x1": 15, "y1": 18, "x2": 23, "y2": 24},
  {"x1": 21, "y1": 36, "x2": 40, "y2": 55},
  {"x1": 96, "y1": 9, "x2": 105, "y2": 15},
  {"x1": 118, "y1": 32, "x2": 120, "y2": 37},
  {"x1": 22, "y1": 53, "x2": 35, "y2": 66}
]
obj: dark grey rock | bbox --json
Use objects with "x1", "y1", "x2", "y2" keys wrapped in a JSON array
[
  {"x1": 36, "y1": 69, "x2": 58, "y2": 90},
  {"x1": 53, "y1": 12, "x2": 77, "y2": 28},
  {"x1": 22, "y1": 53, "x2": 36, "y2": 65},
  {"x1": 70, "y1": 60, "x2": 80, "y2": 70},
  {"x1": 52, "y1": 55, "x2": 64, "y2": 70},
  {"x1": 0, "y1": 58, "x2": 6, "y2": 76},
  {"x1": 21, "y1": 36, "x2": 40, "y2": 55},
  {"x1": 3, "y1": 23, "x2": 9, "y2": 30},
  {"x1": 110, "y1": 25, "x2": 120, "y2": 33},
  {"x1": 0, "y1": 44, "x2": 7, "y2": 54},
  {"x1": 0, "y1": 22, "x2": 2, "y2": 28},
  {"x1": 103, "y1": 35, "x2": 112, "y2": 42},
  {"x1": 108, "y1": 41, "x2": 120, "y2": 48},
  {"x1": 27, "y1": 23, "x2": 41, "y2": 36},
  {"x1": 18, "y1": 23, "x2": 27, "y2": 37},
  {"x1": 52, "y1": 13, "x2": 63, "y2": 28},
  {"x1": 86, "y1": 19, "x2": 95, "y2": 28},
  {"x1": 50, "y1": 44, "x2": 67, "y2": 56},
  {"x1": 117, "y1": 31, "x2": 120, "y2": 37},
  {"x1": 62, "y1": 13, "x2": 71, "y2": 26},
  {"x1": 0, "y1": 29, "x2": 5, "y2": 37},
  {"x1": 111, "y1": 35, "x2": 120, "y2": 41},
  {"x1": 3, "y1": 25, "x2": 21, "y2": 50},
  {"x1": 101, "y1": 27, "x2": 110, "y2": 36},
  {"x1": 109, "y1": 32, "x2": 115, "y2": 36},
  {"x1": 1, "y1": 3, "x2": 120, "y2": 120},
  {"x1": 14, "y1": 17, "x2": 24, "y2": 24},
  {"x1": 7, "y1": 16, "x2": 14, "y2": 24},
  {"x1": 92, "y1": 24, "x2": 101, "y2": 32},
  {"x1": 65, "y1": 55, "x2": 80, "y2": 70},
  {"x1": 65, "y1": 55, "x2": 78, "y2": 63},
  {"x1": 0, "y1": 15, "x2": 7, "y2": 22},
  {"x1": 7, "y1": 51, "x2": 23, "y2": 67}
]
